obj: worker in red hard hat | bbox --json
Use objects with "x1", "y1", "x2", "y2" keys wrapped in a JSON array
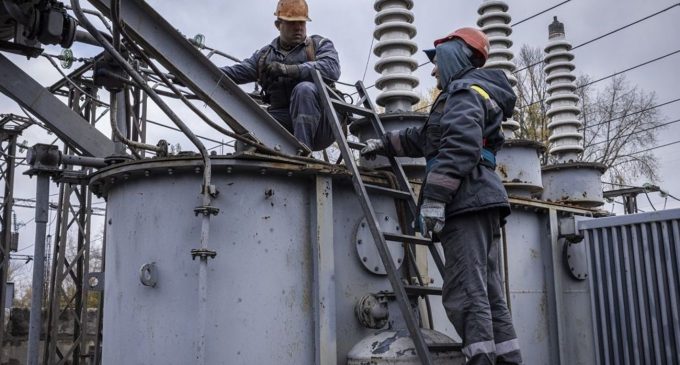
[
  {"x1": 219, "y1": 0, "x2": 340, "y2": 151},
  {"x1": 362, "y1": 27, "x2": 522, "y2": 365}
]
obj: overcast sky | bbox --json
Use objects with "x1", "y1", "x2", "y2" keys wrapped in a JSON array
[{"x1": 2, "y1": 0, "x2": 680, "y2": 286}]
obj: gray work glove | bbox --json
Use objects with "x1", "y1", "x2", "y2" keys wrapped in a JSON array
[
  {"x1": 360, "y1": 139, "x2": 385, "y2": 160},
  {"x1": 264, "y1": 62, "x2": 301, "y2": 83},
  {"x1": 418, "y1": 198, "x2": 445, "y2": 238}
]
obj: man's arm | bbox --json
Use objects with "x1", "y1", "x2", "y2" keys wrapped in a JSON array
[
  {"x1": 383, "y1": 127, "x2": 426, "y2": 158},
  {"x1": 421, "y1": 89, "x2": 485, "y2": 203},
  {"x1": 297, "y1": 37, "x2": 341, "y2": 82},
  {"x1": 219, "y1": 48, "x2": 262, "y2": 85}
]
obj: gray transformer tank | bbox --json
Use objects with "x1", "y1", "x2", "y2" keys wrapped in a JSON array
[{"x1": 90, "y1": 154, "x2": 460, "y2": 364}]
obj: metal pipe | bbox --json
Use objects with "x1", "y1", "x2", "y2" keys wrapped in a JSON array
[
  {"x1": 26, "y1": 173, "x2": 50, "y2": 365},
  {"x1": 60, "y1": 154, "x2": 108, "y2": 168}
]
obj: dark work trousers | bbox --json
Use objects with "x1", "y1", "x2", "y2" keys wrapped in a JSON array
[
  {"x1": 268, "y1": 81, "x2": 335, "y2": 151},
  {"x1": 439, "y1": 208, "x2": 522, "y2": 365}
]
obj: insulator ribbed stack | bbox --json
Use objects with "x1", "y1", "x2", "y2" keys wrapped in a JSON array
[
  {"x1": 543, "y1": 17, "x2": 583, "y2": 162},
  {"x1": 477, "y1": 0, "x2": 520, "y2": 136},
  {"x1": 373, "y1": 0, "x2": 420, "y2": 113}
]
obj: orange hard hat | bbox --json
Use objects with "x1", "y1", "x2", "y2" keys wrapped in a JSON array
[
  {"x1": 434, "y1": 27, "x2": 489, "y2": 66},
  {"x1": 274, "y1": 0, "x2": 312, "y2": 22}
]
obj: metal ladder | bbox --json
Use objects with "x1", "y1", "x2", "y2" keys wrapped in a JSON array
[{"x1": 312, "y1": 70, "x2": 455, "y2": 364}]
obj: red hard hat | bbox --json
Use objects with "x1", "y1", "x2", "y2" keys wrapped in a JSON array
[{"x1": 434, "y1": 27, "x2": 490, "y2": 66}]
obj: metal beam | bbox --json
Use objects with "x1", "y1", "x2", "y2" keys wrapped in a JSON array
[
  {"x1": 89, "y1": 0, "x2": 308, "y2": 156},
  {"x1": 0, "y1": 54, "x2": 115, "y2": 157}
]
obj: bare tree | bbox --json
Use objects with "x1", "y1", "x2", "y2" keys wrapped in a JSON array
[{"x1": 514, "y1": 44, "x2": 665, "y2": 184}]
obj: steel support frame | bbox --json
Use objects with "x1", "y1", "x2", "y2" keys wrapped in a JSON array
[
  {"x1": 89, "y1": 0, "x2": 308, "y2": 156},
  {"x1": 43, "y1": 86, "x2": 99, "y2": 365},
  {"x1": 0, "y1": 54, "x2": 115, "y2": 158},
  {"x1": 0, "y1": 129, "x2": 19, "y2": 356}
]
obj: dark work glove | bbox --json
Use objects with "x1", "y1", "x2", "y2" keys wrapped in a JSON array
[
  {"x1": 418, "y1": 198, "x2": 446, "y2": 238},
  {"x1": 264, "y1": 62, "x2": 301, "y2": 83},
  {"x1": 360, "y1": 139, "x2": 385, "y2": 160}
]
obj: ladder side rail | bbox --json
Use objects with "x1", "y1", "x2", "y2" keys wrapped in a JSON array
[{"x1": 312, "y1": 70, "x2": 434, "y2": 365}]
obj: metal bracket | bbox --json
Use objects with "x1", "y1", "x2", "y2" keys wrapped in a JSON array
[
  {"x1": 191, "y1": 248, "x2": 217, "y2": 260},
  {"x1": 193, "y1": 205, "x2": 219, "y2": 216}
]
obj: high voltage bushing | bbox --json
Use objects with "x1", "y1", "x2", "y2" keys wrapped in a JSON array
[
  {"x1": 477, "y1": 0, "x2": 520, "y2": 136},
  {"x1": 373, "y1": 0, "x2": 420, "y2": 113},
  {"x1": 541, "y1": 17, "x2": 606, "y2": 208},
  {"x1": 478, "y1": 0, "x2": 545, "y2": 197},
  {"x1": 544, "y1": 17, "x2": 583, "y2": 162}
]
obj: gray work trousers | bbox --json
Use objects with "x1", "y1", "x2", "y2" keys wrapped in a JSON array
[
  {"x1": 268, "y1": 81, "x2": 335, "y2": 151},
  {"x1": 439, "y1": 209, "x2": 522, "y2": 365}
]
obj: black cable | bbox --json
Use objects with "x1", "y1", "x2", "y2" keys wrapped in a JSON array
[
  {"x1": 643, "y1": 191, "x2": 658, "y2": 211},
  {"x1": 514, "y1": 3, "x2": 680, "y2": 74},
  {"x1": 629, "y1": 139, "x2": 680, "y2": 156},
  {"x1": 361, "y1": 37, "x2": 375, "y2": 83},
  {"x1": 588, "y1": 118, "x2": 680, "y2": 147},
  {"x1": 519, "y1": 49, "x2": 680, "y2": 110},
  {"x1": 579, "y1": 97, "x2": 680, "y2": 131},
  {"x1": 511, "y1": 0, "x2": 572, "y2": 27},
  {"x1": 144, "y1": 119, "x2": 232, "y2": 147}
]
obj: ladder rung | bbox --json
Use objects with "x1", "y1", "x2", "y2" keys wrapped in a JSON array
[
  {"x1": 331, "y1": 99, "x2": 374, "y2": 117},
  {"x1": 383, "y1": 232, "x2": 432, "y2": 246},
  {"x1": 347, "y1": 141, "x2": 366, "y2": 150},
  {"x1": 428, "y1": 343, "x2": 463, "y2": 353},
  {"x1": 365, "y1": 184, "x2": 412, "y2": 200}
]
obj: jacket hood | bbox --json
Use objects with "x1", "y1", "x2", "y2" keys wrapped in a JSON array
[
  {"x1": 457, "y1": 68, "x2": 517, "y2": 119},
  {"x1": 435, "y1": 40, "x2": 474, "y2": 91}
]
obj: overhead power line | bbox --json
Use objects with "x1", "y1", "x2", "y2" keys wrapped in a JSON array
[
  {"x1": 629, "y1": 139, "x2": 680, "y2": 156},
  {"x1": 588, "y1": 118, "x2": 680, "y2": 147},
  {"x1": 579, "y1": 97, "x2": 680, "y2": 131},
  {"x1": 514, "y1": 3, "x2": 680, "y2": 74},
  {"x1": 519, "y1": 48, "x2": 680, "y2": 110},
  {"x1": 145, "y1": 119, "x2": 232, "y2": 147},
  {"x1": 511, "y1": 0, "x2": 572, "y2": 27}
]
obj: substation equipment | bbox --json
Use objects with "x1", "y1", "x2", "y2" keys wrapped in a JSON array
[{"x1": 0, "y1": 0, "x2": 678, "y2": 364}]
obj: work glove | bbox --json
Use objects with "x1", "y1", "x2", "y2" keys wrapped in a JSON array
[
  {"x1": 360, "y1": 139, "x2": 385, "y2": 160},
  {"x1": 418, "y1": 198, "x2": 445, "y2": 238},
  {"x1": 264, "y1": 62, "x2": 301, "y2": 83}
]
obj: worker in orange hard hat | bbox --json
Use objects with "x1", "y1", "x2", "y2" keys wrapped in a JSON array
[
  {"x1": 219, "y1": 0, "x2": 340, "y2": 151},
  {"x1": 362, "y1": 27, "x2": 522, "y2": 365}
]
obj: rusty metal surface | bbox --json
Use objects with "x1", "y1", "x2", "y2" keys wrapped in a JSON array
[
  {"x1": 496, "y1": 139, "x2": 546, "y2": 197},
  {"x1": 541, "y1": 162, "x2": 607, "y2": 208}
]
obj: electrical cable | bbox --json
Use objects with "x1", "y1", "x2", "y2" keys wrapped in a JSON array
[
  {"x1": 41, "y1": 54, "x2": 109, "y2": 107},
  {"x1": 578, "y1": 97, "x2": 680, "y2": 131},
  {"x1": 145, "y1": 119, "x2": 233, "y2": 148},
  {"x1": 519, "y1": 49, "x2": 680, "y2": 110},
  {"x1": 511, "y1": 0, "x2": 572, "y2": 27},
  {"x1": 643, "y1": 191, "x2": 657, "y2": 211},
  {"x1": 361, "y1": 37, "x2": 375, "y2": 83},
  {"x1": 514, "y1": 3, "x2": 680, "y2": 74},
  {"x1": 628, "y1": 139, "x2": 680, "y2": 156},
  {"x1": 587, "y1": 118, "x2": 680, "y2": 147}
]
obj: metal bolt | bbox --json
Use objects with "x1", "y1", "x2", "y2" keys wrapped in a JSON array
[
  {"x1": 357, "y1": 239, "x2": 362, "y2": 244},
  {"x1": 227, "y1": 167, "x2": 232, "y2": 173},
  {"x1": 260, "y1": 168, "x2": 266, "y2": 175},
  {"x1": 397, "y1": 258, "x2": 402, "y2": 264},
  {"x1": 362, "y1": 257, "x2": 368, "y2": 262},
  {"x1": 195, "y1": 167, "x2": 201, "y2": 174},
  {"x1": 123, "y1": 173, "x2": 130, "y2": 180},
  {"x1": 144, "y1": 170, "x2": 150, "y2": 177},
  {"x1": 287, "y1": 171, "x2": 293, "y2": 177},
  {"x1": 274, "y1": 145, "x2": 282, "y2": 151},
  {"x1": 361, "y1": 223, "x2": 365, "y2": 228},
  {"x1": 168, "y1": 168, "x2": 174, "y2": 175},
  {"x1": 374, "y1": 266, "x2": 380, "y2": 272},
  {"x1": 385, "y1": 216, "x2": 389, "y2": 221}
]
